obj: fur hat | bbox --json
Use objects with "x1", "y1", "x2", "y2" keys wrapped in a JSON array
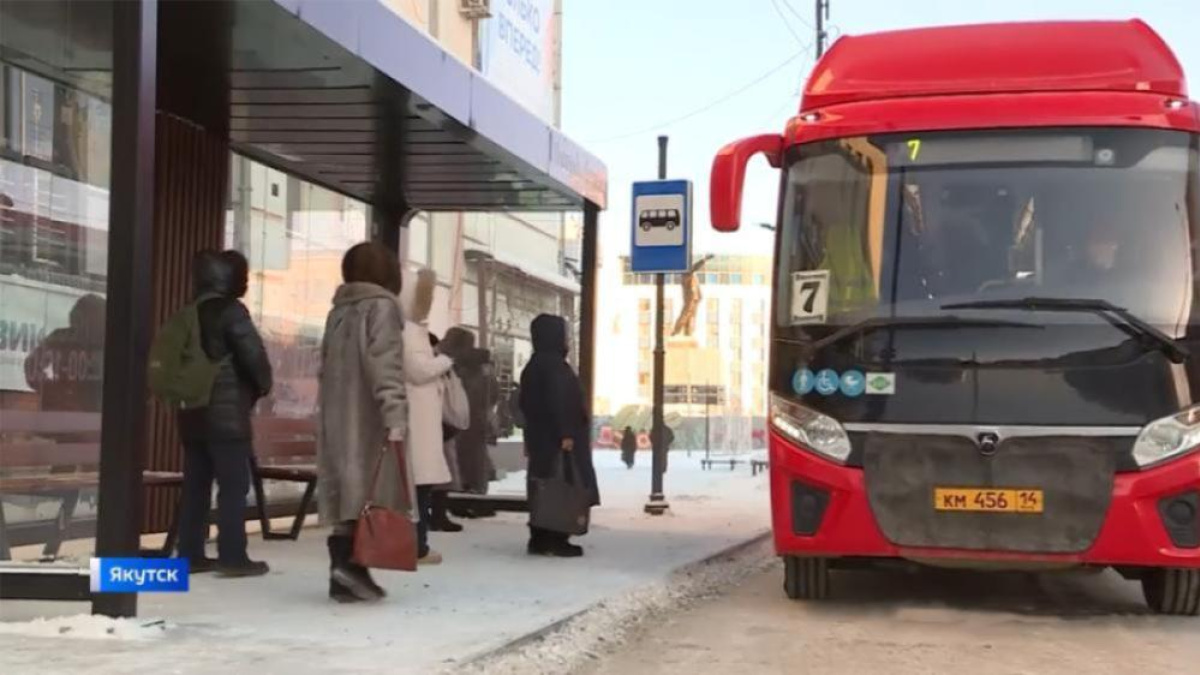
[{"x1": 399, "y1": 266, "x2": 437, "y2": 324}]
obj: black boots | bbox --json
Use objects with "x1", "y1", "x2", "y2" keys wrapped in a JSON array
[
  {"x1": 527, "y1": 527, "x2": 584, "y2": 558},
  {"x1": 217, "y1": 559, "x2": 271, "y2": 578},
  {"x1": 327, "y1": 533, "x2": 385, "y2": 603},
  {"x1": 430, "y1": 491, "x2": 463, "y2": 533}
]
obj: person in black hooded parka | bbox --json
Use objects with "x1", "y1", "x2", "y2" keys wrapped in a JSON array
[
  {"x1": 519, "y1": 314, "x2": 599, "y2": 557},
  {"x1": 176, "y1": 250, "x2": 274, "y2": 577}
]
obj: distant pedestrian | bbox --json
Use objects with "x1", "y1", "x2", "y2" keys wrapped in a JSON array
[
  {"x1": 429, "y1": 332, "x2": 470, "y2": 533},
  {"x1": 620, "y1": 426, "x2": 637, "y2": 469},
  {"x1": 441, "y1": 327, "x2": 498, "y2": 517},
  {"x1": 175, "y1": 250, "x2": 273, "y2": 577},
  {"x1": 398, "y1": 268, "x2": 456, "y2": 564},
  {"x1": 317, "y1": 242, "x2": 412, "y2": 603},
  {"x1": 520, "y1": 314, "x2": 599, "y2": 557},
  {"x1": 653, "y1": 422, "x2": 675, "y2": 473},
  {"x1": 508, "y1": 384, "x2": 525, "y2": 430}
]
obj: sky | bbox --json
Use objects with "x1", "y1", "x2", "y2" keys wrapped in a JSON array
[{"x1": 560, "y1": 0, "x2": 1200, "y2": 261}]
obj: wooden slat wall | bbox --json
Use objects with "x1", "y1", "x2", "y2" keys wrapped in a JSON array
[{"x1": 141, "y1": 113, "x2": 228, "y2": 535}]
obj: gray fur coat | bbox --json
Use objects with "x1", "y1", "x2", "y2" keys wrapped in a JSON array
[{"x1": 317, "y1": 282, "x2": 414, "y2": 525}]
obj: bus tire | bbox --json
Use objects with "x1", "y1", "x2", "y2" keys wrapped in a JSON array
[
  {"x1": 1141, "y1": 568, "x2": 1200, "y2": 616},
  {"x1": 783, "y1": 556, "x2": 829, "y2": 601}
]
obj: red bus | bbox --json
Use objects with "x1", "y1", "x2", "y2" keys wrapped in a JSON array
[{"x1": 709, "y1": 20, "x2": 1200, "y2": 615}]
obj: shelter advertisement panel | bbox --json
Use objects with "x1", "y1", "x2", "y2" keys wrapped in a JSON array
[{"x1": 479, "y1": 0, "x2": 557, "y2": 123}]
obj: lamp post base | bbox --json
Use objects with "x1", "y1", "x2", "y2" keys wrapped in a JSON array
[{"x1": 644, "y1": 496, "x2": 670, "y2": 516}]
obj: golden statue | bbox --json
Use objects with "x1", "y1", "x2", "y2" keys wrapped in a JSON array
[{"x1": 671, "y1": 256, "x2": 714, "y2": 338}]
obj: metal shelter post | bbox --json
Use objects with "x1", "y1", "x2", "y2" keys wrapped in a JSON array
[
  {"x1": 93, "y1": 0, "x2": 159, "y2": 618},
  {"x1": 579, "y1": 201, "x2": 600, "y2": 415},
  {"x1": 372, "y1": 80, "x2": 411, "y2": 254}
]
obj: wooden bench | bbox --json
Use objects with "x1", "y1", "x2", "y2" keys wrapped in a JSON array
[
  {"x1": 751, "y1": 459, "x2": 768, "y2": 476},
  {"x1": 0, "y1": 416, "x2": 183, "y2": 560},
  {"x1": 249, "y1": 416, "x2": 318, "y2": 541},
  {"x1": 0, "y1": 412, "x2": 324, "y2": 559},
  {"x1": 700, "y1": 457, "x2": 745, "y2": 471}
]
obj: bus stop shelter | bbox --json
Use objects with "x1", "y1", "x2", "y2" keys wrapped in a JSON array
[{"x1": 0, "y1": 0, "x2": 606, "y2": 617}]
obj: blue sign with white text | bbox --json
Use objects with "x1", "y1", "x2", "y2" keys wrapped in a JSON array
[
  {"x1": 631, "y1": 179, "x2": 692, "y2": 273},
  {"x1": 90, "y1": 558, "x2": 189, "y2": 593}
]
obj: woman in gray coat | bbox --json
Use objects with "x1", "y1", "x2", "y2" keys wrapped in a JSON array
[{"x1": 317, "y1": 242, "x2": 412, "y2": 603}]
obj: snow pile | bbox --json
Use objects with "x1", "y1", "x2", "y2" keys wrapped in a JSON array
[
  {"x1": 454, "y1": 537, "x2": 774, "y2": 675},
  {"x1": 0, "y1": 614, "x2": 169, "y2": 641}
]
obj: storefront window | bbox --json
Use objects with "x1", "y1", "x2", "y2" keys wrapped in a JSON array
[{"x1": 0, "y1": 0, "x2": 113, "y2": 564}]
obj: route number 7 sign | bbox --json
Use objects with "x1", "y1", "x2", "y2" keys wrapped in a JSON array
[{"x1": 791, "y1": 270, "x2": 830, "y2": 325}]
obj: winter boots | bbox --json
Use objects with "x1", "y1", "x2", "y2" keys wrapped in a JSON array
[
  {"x1": 429, "y1": 491, "x2": 463, "y2": 533},
  {"x1": 327, "y1": 533, "x2": 385, "y2": 603},
  {"x1": 527, "y1": 527, "x2": 584, "y2": 558}
]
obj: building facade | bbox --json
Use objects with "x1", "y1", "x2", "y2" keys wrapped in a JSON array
[
  {"x1": 387, "y1": 0, "x2": 580, "y2": 401},
  {"x1": 594, "y1": 254, "x2": 772, "y2": 450}
]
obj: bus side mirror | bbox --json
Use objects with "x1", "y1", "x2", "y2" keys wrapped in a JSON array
[{"x1": 710, "y1": 134, "x2": 783, "y2": 232}]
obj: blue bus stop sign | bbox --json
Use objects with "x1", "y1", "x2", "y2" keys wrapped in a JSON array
[{"x1": 630, "y1": 179, "x2": 692, "y2": 273}]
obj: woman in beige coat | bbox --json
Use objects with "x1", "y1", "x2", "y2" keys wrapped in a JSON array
[
  {"x1": 398, "y1": 267, "x2": 454, "y2": 564},
  {"x1": 317, "y1": 242, "x2": 412, "y2": 603}
]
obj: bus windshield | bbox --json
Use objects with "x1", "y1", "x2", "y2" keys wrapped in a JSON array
[{"x1": 776, "y1": 128, "x2": 1200, "y2": 363}]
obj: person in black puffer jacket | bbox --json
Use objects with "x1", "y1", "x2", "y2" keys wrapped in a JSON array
[{"x1": 176, "y1": 250, "x2": 274, "y2": 577}]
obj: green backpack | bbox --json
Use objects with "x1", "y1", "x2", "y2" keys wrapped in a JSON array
[{"x1": 148, "y1": 294, "x2": 226, "y2": 409}]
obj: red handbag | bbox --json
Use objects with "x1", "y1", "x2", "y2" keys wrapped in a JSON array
[{"x1": 352, "y1": 441, "x2": 418, "y2": 571}]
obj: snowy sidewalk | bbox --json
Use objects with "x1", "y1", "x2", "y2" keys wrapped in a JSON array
[{"x1": 0, "y1": 451, "x2": 769, "y2": 675}]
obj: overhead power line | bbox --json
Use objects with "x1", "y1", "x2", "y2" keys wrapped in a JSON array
[
  {"x1": 587, "y1": 50, "x2": 807, "y2": 145},
  {"x1": 769, "y1": 0, "x2": 808, "y2": 47},
  {"x1": 778, "y1": 0, "x2": 816, "y2": 31}
]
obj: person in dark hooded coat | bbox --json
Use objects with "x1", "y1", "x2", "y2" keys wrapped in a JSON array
[
  {"x1": 176, "y1": 250, "x2": 274, "y2": 577},
  {"x1": 440, "y1": 327, "x2": 498, "y2": 517},
  {"x1": 519, "y1": 314, "x2": 599, "y2": 557},
  {"x1": 620, "y1": 426, "x2": 637, "y2": 469}
]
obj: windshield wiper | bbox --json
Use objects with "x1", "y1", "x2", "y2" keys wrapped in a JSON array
[
  {"x1": 942, "y1": 297, "x2": 1190, "y2": 364},
  {"x1": 810, "y1": 315, "x2": 1042, "y2": 352}
]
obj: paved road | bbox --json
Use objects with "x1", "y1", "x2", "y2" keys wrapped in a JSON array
[{"x1": 586, "y1": 564, "x2": 1198, "y2": 675}]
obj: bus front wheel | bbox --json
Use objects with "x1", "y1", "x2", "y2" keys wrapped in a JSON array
[
  {"x1": 783, "y1": 556, "x2": 830, "y2": 601},
  {"x1": 1142, "y1": 568, "x2": 1200, "y2": 616}
]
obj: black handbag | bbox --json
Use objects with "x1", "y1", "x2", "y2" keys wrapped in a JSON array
[{"x1": 529, "y1": 454, "x2": 591, "y2": 536}]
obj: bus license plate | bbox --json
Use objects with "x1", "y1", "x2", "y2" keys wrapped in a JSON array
[{"x1": 934, "y1": 488, "x2": 1044, "y2": 514}]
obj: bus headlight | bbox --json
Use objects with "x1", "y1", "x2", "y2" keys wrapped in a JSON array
[
  {"x1": 769, "y1": 394, "x2": 852, "y2": 464},
  {"x1": 1132, "y1": 406, "x2": 1200, "y2": 469}
]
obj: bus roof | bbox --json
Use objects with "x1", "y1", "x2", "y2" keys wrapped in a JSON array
[{"x1": 800, "y1": 20, "x2": 1187, "y2": 112}]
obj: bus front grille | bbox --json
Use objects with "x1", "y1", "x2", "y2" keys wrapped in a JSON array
[{"x1": 862, "y1": 433, "x2": 1116, "y2": 554}]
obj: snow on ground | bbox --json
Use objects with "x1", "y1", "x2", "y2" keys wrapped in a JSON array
[
  {"x1": 462, "y1": 538, "x2": 775, "y2": 675},
  {"x1": 0, "y1": 615, "x2": 169, "y2": 641},
  {"x1": 0, "y1": 451, "x2": 769, "y2": 675}
]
